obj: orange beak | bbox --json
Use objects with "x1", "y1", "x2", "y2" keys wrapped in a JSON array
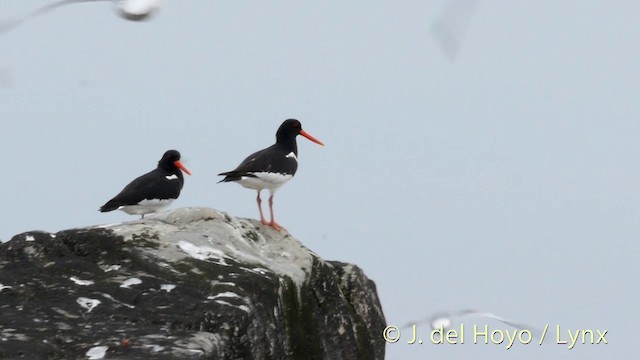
[
  {"x1": 174, "y1": 160, "x2": 192, "y2": 175},
  {"x1": 299, "y1": 130, "x2": 325, "y2": 146}
]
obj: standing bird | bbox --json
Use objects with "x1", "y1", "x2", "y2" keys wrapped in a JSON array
[
  {"x1": 218, "y1": 119, "x2": 324, "y2": 231},
  {"x1": 99, "y1": 149, "x2": 191, "y2": 218}
]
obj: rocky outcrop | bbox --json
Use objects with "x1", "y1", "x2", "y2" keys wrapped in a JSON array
[{"x1": 0, "y1": 208, "x2": 385, "y2": 360}]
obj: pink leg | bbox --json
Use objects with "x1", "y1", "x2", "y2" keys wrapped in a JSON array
[
  {"x1": 257, "y1": 191, "x2": 268, "y2": 225},
  {"x1": 268, "y1": 194, "x2": 285, "y2": 231}
]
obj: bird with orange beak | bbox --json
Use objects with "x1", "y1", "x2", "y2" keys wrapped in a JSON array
[
  {"x1": 99, "y1": 149, "x2": 191, "y2": 218},
  {"x1": 218, "y1": 119, "x2": 324, "y2": 231}
]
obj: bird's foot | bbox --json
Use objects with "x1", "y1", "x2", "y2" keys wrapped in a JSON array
[
  {"x1": 269, "y1": 221, "x2": 286, "y2": 232},
  {"x1": 260, "y1": 218, "x2": 269, "y2": 226}
]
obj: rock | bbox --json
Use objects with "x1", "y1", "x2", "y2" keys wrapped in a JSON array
[{"x1": 0, "y1": 207, "x2": 386, "y2": 359}]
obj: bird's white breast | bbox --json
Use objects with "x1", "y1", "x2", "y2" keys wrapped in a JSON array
[
  {"x1": 118, "y1": 198, "x2": 174, "y2": 215},
  {"x1": 236, "y1": 172, "x2": 293, "y2": 192}
]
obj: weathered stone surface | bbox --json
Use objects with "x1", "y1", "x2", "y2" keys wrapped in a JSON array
[{"x1": 0, "y1": 208, "x2": 385, "y2": 360}]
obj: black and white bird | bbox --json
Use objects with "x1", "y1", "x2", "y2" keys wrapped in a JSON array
[
  {"x1": 218, "y1": 119, "x2": 324, "y2": 231},
  {"x1": 99, "y1": 149, "x2": 191, "y2": 218}
]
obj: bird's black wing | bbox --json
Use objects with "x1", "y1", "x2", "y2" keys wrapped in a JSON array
[
  {"x1": 218, "y1": 144, "x2": 297, "y2": 182},
  {"x1": 99, "y1": 169, "x2": 181, "y2": 212}
]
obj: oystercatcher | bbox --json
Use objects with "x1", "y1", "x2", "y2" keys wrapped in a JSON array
[
  {"x1": 218, "y1": 119, "x2": 324, "y2": 230},
  {"x1": 99, "y1": 149, "x2": 191, "y2": 218}
]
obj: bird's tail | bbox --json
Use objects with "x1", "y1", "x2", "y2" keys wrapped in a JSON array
[
  {"x1": 217, "y1": 171, "x2": 242, "y2": 183},
  {"x1": 99, "y1": 200, "x2": 119, "y2": 213}
]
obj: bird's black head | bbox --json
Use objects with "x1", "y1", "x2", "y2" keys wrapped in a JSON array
[
  {"x1": 276, "y1": 119, "x2": 303, "y2": 139},
  {"x1": 275, "y1": 119, "x2": 324, "y2": 147},
  {"x1": 160, "y1": 149, "x2": 181, "y2": 163},
  {"x1": 158, "y1": 149, "x2": 191, "y2": 175}
]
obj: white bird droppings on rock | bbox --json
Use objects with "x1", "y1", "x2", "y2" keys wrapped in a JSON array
[
  {"x1": 69, "y1": 277, "x2": 94, "y2": 286},
  {"x1": 160, "y1": 284, "x2": 176, "y2": 292},
  {"x1": 76, "y1": 297, "x2": 101, "y2": 313},
  {"x1": 208, "y1": 292, "x2": 242, "y2": 300},
  {"x1": 144, "y1": 344, "x2": 165, "y2": 352},
  {"x1": 120, "y1": 278, "x2": 142, "y2": 288},
  {"x1": 214, "y1": 299, "x2": 250, "y2": 313},
  {"x1": 85, "y1": 345, "x2": 108, "y2": 359},
  {"x1": 177, "y1": 240, "x2": 228, "y2": 264},
  {"x1": 101, "y1": 265, "x2": 121, "y2": 272},
  {"x1": 25, "y1": 235, "x2": 34, "y2": 242},
  {"x1": 100, "y1": 293, "x2": 135, "y2": 309}
]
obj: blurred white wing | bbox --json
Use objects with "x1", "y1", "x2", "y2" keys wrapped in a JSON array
[
  {"x1": 455, "y1": 309, "x2": 535, "y2": 331},
  {"x1": 400, "y1": 310, "x2": 451, "y2": 330},
  {"x1": 403, "y1": 309, "x2": 538, "y2": 336},
  {"x1": 431, "y1": 0, "x2": 480, "y2": 62}
]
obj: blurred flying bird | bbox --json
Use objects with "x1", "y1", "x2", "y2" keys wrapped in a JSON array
[
  {"x1": 403, "y1": 309, "x2": 538, "y2": 335},
  {"x1": 0, "y1": 0, "x2": 160, "y2": 35}
]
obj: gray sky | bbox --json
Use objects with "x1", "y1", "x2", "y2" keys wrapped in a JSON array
[{"x1": 1, "y1": 1, "x2": 637, "y2": 359}]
